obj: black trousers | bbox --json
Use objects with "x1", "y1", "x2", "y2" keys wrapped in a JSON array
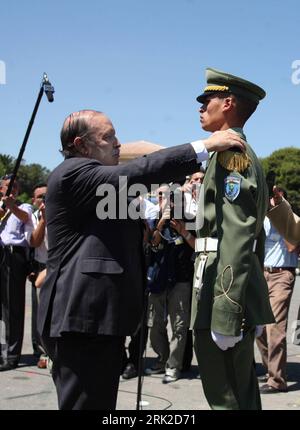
[
  {"x1": 0, "y1": 246, "x2": 28, "y2": 363},
  {"x1": 31, "y1": 261, "x2": 46, "y2": 356},
  {"x1": 42, "y1": 332, "x2": 125, "y2": 410},
  {"x1": 182, "y1": 329, "x2": 193, "y2": 372},
  {"x1": 122, "y1": 326, "x2": 148, "y2": 370}
]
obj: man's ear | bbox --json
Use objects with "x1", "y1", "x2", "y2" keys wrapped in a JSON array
[
  {"x1": 222, "y1": 96, "x2": 235, "y2": 113},
  {"x1": 73, "y1": 136, "x2": 88, "y2": 156}
]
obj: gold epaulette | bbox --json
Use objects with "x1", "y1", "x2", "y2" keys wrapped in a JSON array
[{"x1": 217, "y1": 150, "x2": 252, "y2": 173}]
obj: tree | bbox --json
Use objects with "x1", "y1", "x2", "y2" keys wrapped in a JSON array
[
  {"x1": 18, "y1": 163, "x2": 50, "y2": 200},
  {"x1": 0, "y1": 154, "x2": 15, "y2": 177},
  {"x1": 0, "y1": 153, "x2": 50, "y2": 202},
  {"x1": 260, "y1": 147, "x2": 300, "y2": 215}
]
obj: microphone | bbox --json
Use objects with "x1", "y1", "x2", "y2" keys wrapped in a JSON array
[{"x1": 43, "y1": 73, "x2": 55, "y2": 102}]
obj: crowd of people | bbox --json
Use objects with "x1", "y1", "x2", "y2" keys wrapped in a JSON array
[
  {"x1": 0, "y1": 177, "x2": 48, "y2": 371},
  {"x1": 0, "y1": 67, "x2": 300, "y2": 410}
]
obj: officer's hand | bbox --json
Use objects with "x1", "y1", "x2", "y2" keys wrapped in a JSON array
[
  {"x1": 211, "y1": 330, "x2": 243, "y2": 351},
  {"x1": 203, "y1": 130, "x2": 246, "y2": 153}
]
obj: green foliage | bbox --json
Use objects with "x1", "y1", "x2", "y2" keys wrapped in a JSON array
[
  {"x1": 0, "y1": 153, "x2": 50, "y2": 203},
  {"x1": 0, "y1": 154, "x2": 15, "y2": 176},
  {"x1": 260, "y1": 147, "x2": 300, "y2": 215}
]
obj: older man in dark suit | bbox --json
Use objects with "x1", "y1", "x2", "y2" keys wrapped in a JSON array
[{"x1": 38, "y1": 109, "x2": 245, "y2": 410}]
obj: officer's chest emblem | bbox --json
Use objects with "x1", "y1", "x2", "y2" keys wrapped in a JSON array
[{"x1": 224, "y1": 173, "x2": 241, "y2": 202}]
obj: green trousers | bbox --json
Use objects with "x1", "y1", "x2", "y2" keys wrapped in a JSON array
[{"x1": 194, "y1": 328, "x2": 261, "y2": 410}]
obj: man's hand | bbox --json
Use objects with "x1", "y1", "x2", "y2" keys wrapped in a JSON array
[
  {"x1": 211, "y1": 330, "x2": 243, "y2": 351},
  {"x1": 203, "y1": 130, "x2": 246, "y2": 153},
  {"x1": 170, "y1": 219, "x2": 184, "y2": 235},
  {"x1": 161, "y1": 205, "x2": 171, "y2": 220},
  {"x1": 269, "y1": 186, "x2": 283, "y2": 208},
  {"x1": 2, "y1": 194, "x2": 29, "y2": 223},
  {"x1": 38, "y1": 202, "x2": 46, "y2": 221},
  {"x1": 2, "y1": 194, "x2": 16, "y2": 210},
  {"x1": 0, "y1": 201, "x2": 6, "y2": 218}
]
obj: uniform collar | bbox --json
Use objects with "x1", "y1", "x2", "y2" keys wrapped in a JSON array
[{"x1": 229, "y1": 127, "x2": 247, "y2": 141}]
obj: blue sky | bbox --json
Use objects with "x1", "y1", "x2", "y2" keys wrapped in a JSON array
[{"x1": 0, "y1": 0, "x2": 300, "y2": 170}]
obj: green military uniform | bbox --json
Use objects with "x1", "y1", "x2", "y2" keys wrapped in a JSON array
[{"x1": 191, "y1": 68, "x2": 275, "y2": 410}]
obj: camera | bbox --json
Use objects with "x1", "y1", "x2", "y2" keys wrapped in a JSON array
[
  {"x1": 266, "y1": 170, "x2": 276, "y2": 198},
  {"x1": 158, "y1": 188, "x2": 185, "y2": 242},
  {"x1": 159, "y1": 189, "x2": 181, "y2": 224}
]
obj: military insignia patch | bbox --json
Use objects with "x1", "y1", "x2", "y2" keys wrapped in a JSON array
[{"x1": 224, "y1": 173, "x2": 241, "y2": 202}]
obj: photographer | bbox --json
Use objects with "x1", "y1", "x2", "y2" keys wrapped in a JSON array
[
  {"x1": 26, "y1": 184, "x2": 48, "y2": 368},
  {"x1": 0, "y1": 175, "x2": 33, "y2": 371},
  {"x1": 146, "y1": 185, "x2": 195, "y2": 383},
  {"x1": 182, "y1": 169, "x2": 205, "y2": 220}
]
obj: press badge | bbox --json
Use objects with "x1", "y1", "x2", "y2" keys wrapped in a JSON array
[{"x1": 224, "y1": 173, "x2": 241, "y2": 202}]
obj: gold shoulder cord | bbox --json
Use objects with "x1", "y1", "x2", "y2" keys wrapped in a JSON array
[
  {"x1": 214, "y1": 265, "x2": 243, "y2": 313},
  {"x1": 217, "y1": 151, "x2": 252, "y2": 173}
]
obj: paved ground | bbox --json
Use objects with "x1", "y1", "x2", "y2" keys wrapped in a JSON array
[{"x1": 0, "y1": 277, "x2": 300, "y2": 411}]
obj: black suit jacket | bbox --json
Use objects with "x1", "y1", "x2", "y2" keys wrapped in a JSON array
[{"x1": 38, "y1": 144, "x2": 199, "y2": 337}]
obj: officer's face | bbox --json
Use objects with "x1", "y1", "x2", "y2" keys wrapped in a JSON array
[
  {"x1": 86, "y1": 114, "x2": 121, "y2": 166},
  {"x1": 199, "y1": 95, "x2": 226, "y2": 132}
]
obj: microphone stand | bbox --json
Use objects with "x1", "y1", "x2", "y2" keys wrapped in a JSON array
[
  {"x1": 5, "y1": 73, "x2": 55, "y2": 197},
  {"x1": 136, "y1": 288, "x2": 148, "y2": 410}
]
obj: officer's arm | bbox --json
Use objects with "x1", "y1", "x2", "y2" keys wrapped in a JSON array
[{"x1": 211, "y1": 167, "x2": 258, "y2": 337}]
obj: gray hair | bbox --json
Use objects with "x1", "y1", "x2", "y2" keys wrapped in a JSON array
[{"x1": 60, "y1": 110, "x2": 103, "y2": 158}]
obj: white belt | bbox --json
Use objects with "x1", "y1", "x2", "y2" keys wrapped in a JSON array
[
  {"x1": 195, "y1": 238, "x2": 218, "y2": 252},
  {"x1": 195, "y1": 237, "x2": 257, "y2": 253}
]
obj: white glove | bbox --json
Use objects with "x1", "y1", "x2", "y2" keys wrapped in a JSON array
[
  {"x1": 211, "y1": 330, "x2": 243, "y2": 351},
  {"x1": 255, "y1": 325, "x2": 264, "y2": 338}
]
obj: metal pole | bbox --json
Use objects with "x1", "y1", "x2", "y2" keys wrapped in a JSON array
[
  {"x1": 5, "y1": 73, "x2": 54, "y2": 197},
  {"x1": 136, "y1": 289, "x2": 148, "y2": 410}
]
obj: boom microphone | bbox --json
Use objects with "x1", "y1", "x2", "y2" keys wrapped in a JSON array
[
  {"x1": 43, "y1": 73, "x2": 55, "y2": 102},
  {"x1": 4, "y1": 72, "x2": 55, "y2": 199}
]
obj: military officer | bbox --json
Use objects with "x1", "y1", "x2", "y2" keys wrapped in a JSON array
[{"x1": 191, "y1": 68, "x2": 275, "y2": 410}]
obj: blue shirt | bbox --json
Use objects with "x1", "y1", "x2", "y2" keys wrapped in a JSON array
[
  {"x1": 264, "y1": 217, "x2": 298, "y2": 268},
  {"x1": 0, "y1": 203, "x2": 33, "y2": 247}
]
